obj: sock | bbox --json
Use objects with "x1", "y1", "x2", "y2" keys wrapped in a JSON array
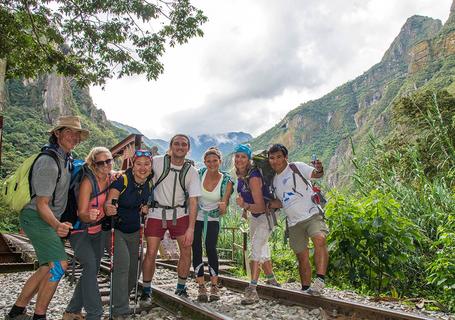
[
  {"x1": 316, "y1": 274, "x2": 325, "y2": 281},
  {"x1": 143, "y1": 281, "x2": 152, "y2": 294},
  {"x1": 302, "y1": 285, "x2": 310, "y2": 290},
  {"x1": 8, "y1": 305, "x2": 26, "y2": 318},
  {"x1": 176, "y1": 276, "x2": 187, "y2": 290},
  {"x1": 250, "y1": 280, "x2": 258, "y2": 287},
  {"x1": 265, "y1": 273, "x2": 276, "y2": 280},
  {"x1": 33, "y1": 313, "x2": 46, "y2": 320}
]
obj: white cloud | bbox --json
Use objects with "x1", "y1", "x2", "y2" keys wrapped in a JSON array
[{"x1": 90, "y1": 0, "x2": 452, "y2": 140}]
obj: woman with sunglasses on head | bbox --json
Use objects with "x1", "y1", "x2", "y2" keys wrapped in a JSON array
[
  {"x1": 234, "y1": 144, "x2": 280, "y2": 306},
  {"x1": 193, "y1": 147, "x2": 233, "y2": 302},
  {"x1": 104, "y1": 150, "x2": 153, "y2": 319},
  {"x1": 64, "y1": 147, "x2": 114, "y2": 320}
]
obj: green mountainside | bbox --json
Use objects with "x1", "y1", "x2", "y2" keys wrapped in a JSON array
[
  {"x1": 1, "y1": 76, "x2": 129, "y2": 177},
  {"x1": 251, "y1": 8, "x2": 455, "y2": 187}
]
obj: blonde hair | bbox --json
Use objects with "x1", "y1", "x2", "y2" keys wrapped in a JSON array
[
  {"x1": 85, "y1": 147, "x2": 112, "y2": 171},
  {"x1": 203, "y1": 146, "x2": 222, "y2": 160}
]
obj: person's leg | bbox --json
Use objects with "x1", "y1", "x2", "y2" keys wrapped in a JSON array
[
  {"x1": 111, "y1": 230, "x2": 131, "y2": 316},
  {"x1": 205, "y1": 221, "x2": 220, "y2": 301},
  {"x1": 169, "y1": 216, "x2": 191, "y2": 296},
  {"x1": 205, "y1": 221, "x2": 220, "y2": 284},
  {"x1": 34, "y1": 260, "x2": 68, "y2": 315},
  {"x1": 175, "y1": 235, "x2": 192, "y2": 296},
  {"x1": 64, "y1": 232, "x2": 90, "y2": 318},
  {"x1": 296, "y1": 248, "x2": 311, "y2": 289},
  {"x1": 125, "y1": 230, "x2": 140, "y2": 294},
  {"x1": 141, "y1": 217, "x2": 166, "y2": 302},
  {"x1": 192, "y1": 221, "x2": 205, "y2": 282},
  {"x1": 82, "y1": 232, "x2": 105, "y2": 320}
]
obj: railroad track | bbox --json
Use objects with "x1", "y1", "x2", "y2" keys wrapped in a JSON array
[{"x1": 3, "y1": 233, "x2": 437, "y2": 320}]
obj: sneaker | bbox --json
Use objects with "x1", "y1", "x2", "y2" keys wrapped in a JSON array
[
  {"x1": 139, "y1": 292, "x2": 152, "y2": 307},
  {"x1": 306, "y1": 278, "x2": 325, "y2": 296},
  {"x1": 265, "y1": 278, "x2": 281, "y2": 287},
  {"x1": 240, "y1": 285, "x2": 259, "y2": 305},
  {"x1": 197, "y1": 284, "x2": 208, "y2": 302},
  {"x1": 209, "y1": 284, "x2": 220, "y2": 302},
  {"x1": 175, "y1": 287, "x2": 189, "y2": 298},
  {"x1": 62, "y1": 312, "x2": 85, "y2": 320}
]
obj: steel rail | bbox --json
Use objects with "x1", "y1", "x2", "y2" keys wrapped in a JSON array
[{"x1": 155, "y1": 261, "x2": 435, "y2": 320}]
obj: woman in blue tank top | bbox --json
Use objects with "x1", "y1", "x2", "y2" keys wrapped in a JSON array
[{"x1": 234, "y1": 144, "x2": 280, "y2": 305}]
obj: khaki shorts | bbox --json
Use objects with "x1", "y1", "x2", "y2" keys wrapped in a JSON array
[
  {"x1": 288, "y1": 214, "x2": 329, "y2": 254},
  {"x1": 20, "y1": 208, "x2": 67, "y2": 266}
]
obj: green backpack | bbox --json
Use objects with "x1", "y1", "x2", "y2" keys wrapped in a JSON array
[{"x1": 2, "y1": 149, "x2": 61, "y2": 212}]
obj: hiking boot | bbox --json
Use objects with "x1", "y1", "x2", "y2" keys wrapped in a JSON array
[
  {"x1": 209, "y1": 284, "x2": 220, "y2": 302},
  {"x1": 265, "y1": 278, "x2": 281, "y2": 287},
  {"x1": 197, "y1": 284, "x2": 208, "y2": 302},
  {"x1": 175, "y1": 286, "x2": 189, "y2": 298},
  {"x1": 62, "y1": 312, "x2": 85, "y2": 320},
  {"x1": 306, "y1": 277, "x2": 325, "y2": 296},
  {"x1": 139, "y1": 292, "x2": 152, "y2": 307},
  {"x1": 240, "y1": 285, "x2": 259, "y2": 305},
  {"x1": 5, "y1": 314, "x2": 32, "y2": 320}
]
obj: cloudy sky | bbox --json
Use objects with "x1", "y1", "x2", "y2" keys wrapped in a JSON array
[{"x1": 90, "y1": 0, "x2": 452, "y2": 140}]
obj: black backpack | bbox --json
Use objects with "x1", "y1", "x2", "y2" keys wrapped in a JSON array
[{"x1": 60, "y1": 160, "x2": 107, "y2": 229}]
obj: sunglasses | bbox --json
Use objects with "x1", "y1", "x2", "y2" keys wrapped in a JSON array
[
  {"x1": 95, "y1": 158, "x2": 113, "y2": 166},
  {"x1": 134, "y1": 150, "x2": 152, "y2": 157}
]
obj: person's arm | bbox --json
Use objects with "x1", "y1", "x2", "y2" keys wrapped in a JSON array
[
  {"x1": 183, "y1": 196, "x2": 197, "y2": 247},
  {"x1": 238, "y1": 177, "x2": 266, "y2": 213},
  {"x1": 219, "y1": 181, "x2": 233, "y2": 215},
  {"x1": 268, "y1": 198, "x2": 283, "y2": 209},
  {"x1": 77, "y1": 178, "x2": 99, "y2": 223},
  {"x1": 36, "y1": 196, "x2": 71, "y2": 237}
]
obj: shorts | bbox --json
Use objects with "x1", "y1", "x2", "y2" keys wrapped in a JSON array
[
  {"x1": 144, "y1": 215, "x2": 189, "y2": 239},
  {"x1": 20, "y1": 208, "x2": 67, "y2": 266},
  {"x1": 249, "y1": 213, "x2": 272, "y2": 263},
  {"x1": 289, "y1": 214, "x2": 329, "y2": 254}
]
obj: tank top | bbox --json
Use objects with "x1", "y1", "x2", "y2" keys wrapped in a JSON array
[{"x1": 197, "y1": 170, "x2": 222, "y2": 222}]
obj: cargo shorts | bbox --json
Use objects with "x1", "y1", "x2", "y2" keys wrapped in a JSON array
[
  {"x1": 20, "y1": 208, "x2": 67, "y2": 266},
  {"x1": 288, "y1": 214, "x2": 329, "y2": 254}
]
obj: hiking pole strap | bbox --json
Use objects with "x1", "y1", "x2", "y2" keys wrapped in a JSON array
[{"x1": 161, "y1": 209, "x2": 167, "y2": 228}]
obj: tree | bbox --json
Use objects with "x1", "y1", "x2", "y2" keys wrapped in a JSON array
[{"x1": 0, "y1": 0, "x2": 207, "y2": 86}]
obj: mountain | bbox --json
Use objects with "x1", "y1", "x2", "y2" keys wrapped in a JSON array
[
  {"x1": 251, "y1": 2, "x2": 455, "y2": 187},
  {"x1": 110, "y1": 121, "x2": 252, "y2": 163},
  {"x1": 2, "y1": 75, "x2": 129, "y2": 177}
]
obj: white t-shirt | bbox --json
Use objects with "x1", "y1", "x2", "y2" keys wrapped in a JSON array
[
  {"x1": 148, "y1": 155, "x2": 202, "y2": 220},
  {"x1": 197, "y1": 170, "x2": 222, "y2": 222},
  {"x1": 272, "y1": 162, "x2": 319, "y2": 227}
]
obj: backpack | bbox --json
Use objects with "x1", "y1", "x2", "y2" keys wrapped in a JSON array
[
  {"x1": 241, "y1": 149, "x2": 278, "y2": 230},
  {"x1": 60, "y1": 160, "x2": 107, "y2": 230},
  {"x1": 153, "y1": 154, "x2": 193, "y2": 209},
  {"x1": 2, "y1": 147, "x2": 61, "y2": 212},
  {"x1": 152, "y1": 154, "x2": 194, "y2": 227}
]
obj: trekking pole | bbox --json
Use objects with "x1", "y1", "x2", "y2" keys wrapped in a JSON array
[
  {"x1": 109, "y1": 199, "x2": 117, "y2": 320},
  {"x1": 133, "y1": 213, "x2": 145, "y2": 315}
]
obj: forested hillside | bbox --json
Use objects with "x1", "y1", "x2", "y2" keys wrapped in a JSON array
[{"x1": 1, "y1": 76, "x2": 129, "y2": 178}]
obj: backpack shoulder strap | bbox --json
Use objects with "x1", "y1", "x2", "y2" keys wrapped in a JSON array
[
  {"x1": 154, "y1": 154, "x2": 171, "y2": 189},
  {"x1": 289, "y1": 162, "x2": 311, "y2": 190},
  {"x1": 29, "y1": 150, "x2": 62, "y2": 206},
  {"x1": 119, "y1": 173, "x2": 128, "y2": 195},
  {"x1": 220, "y1": 171, "x2": 233, "y2": 198},
  {"x1": 198, "y1": 167, "x2": 207, "y2": 180},
  {"x1": 179, "y1": 160, "x2": 192, "y2": 192}
]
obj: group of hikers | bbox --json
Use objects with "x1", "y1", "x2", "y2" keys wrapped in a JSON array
[{"x1": 5, "y1": 116, "x2": 329, "y2": 320}]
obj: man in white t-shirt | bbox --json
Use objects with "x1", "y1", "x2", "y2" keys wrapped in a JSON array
[
  {"x1": 268, "y1": 144, "x2": 329, "y2": 296},
  {"x1": 141, "y1": 134, "x2": 201, "y2": 302}
]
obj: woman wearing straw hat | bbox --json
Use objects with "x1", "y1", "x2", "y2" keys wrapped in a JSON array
[{"x1": 6, "y1": 116, "x2": 89, "y2": 320}]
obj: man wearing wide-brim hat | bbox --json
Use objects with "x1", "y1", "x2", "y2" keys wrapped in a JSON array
[{"x1": 6, "y1": 116, "x2": 89, "y2": 320}]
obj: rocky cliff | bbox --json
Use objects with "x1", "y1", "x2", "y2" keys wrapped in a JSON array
[{"x1": 251, "y1": 2, "x2": 455, "y2": 187}]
